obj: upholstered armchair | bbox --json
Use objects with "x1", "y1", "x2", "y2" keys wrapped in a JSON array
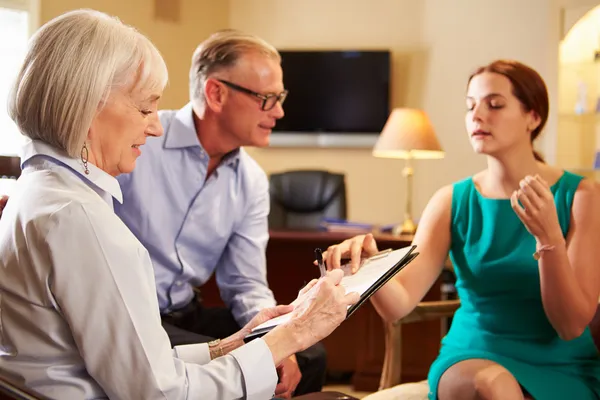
[
  {"x1": 366, "y1": 257, "x2": 460, "y2": 399},
  {"x1": 379, "y1": 299, "x2": 461, "y2": 391},
  {"x1": 358, "y1": 298, "x2": 458, "y2": 400},
  {"x1": 0, "y1": 374, "x2": 52, "y2": 400},
  {"x1": 0, "y1": 373, "x2": 360, "y2": 400},
  {"x1": 367, "y1": 298, "x2": 600, "y2": 400}
]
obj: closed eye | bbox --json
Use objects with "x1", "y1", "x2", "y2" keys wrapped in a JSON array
[
  {"x1": 466, "y1": 93, "x2": 506, "y2": 112},
  {"x1": 466, "y1": 102, "x2": 504, "y2": 112}
]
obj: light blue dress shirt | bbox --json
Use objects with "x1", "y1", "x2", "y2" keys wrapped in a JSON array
[{"x1": 115, "y1": 103, "x2": 276, "y2": 325}]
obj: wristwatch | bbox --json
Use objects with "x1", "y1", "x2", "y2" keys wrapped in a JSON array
[{"x1": 208, "y1": 339, "x2": 224, "y2": 359}]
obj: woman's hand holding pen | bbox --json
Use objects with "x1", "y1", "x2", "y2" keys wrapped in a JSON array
[
  {"x1": 291, "y1": 278, "x2": 319, "y2": 307},
  {"x1": 217, "y1": 304, "x2": 296, "y2": 359},
  {"x1": 316, "y1": 233, "x2": 379, "y2": 274},
  {"x1": 284, "y1": 271, "x2": 359, "y2": 342},
  {"x1": 239, "y1": 304, "x2": 295, "y2": 338},
  {"x1": 263, "y1": 269, "x2": 359, "y2": 366}
]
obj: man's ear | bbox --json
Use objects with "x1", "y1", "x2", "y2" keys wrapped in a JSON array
[{"x1": 204, "y1": 78, "x2": 226, "y2": 113}]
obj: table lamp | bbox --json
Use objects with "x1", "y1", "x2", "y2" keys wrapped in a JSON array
[{"x1": 373, "y1": 108, "x2": 444, "y2": 235}]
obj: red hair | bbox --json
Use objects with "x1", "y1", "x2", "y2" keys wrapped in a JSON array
[{"x1": 468, "y1": 60, "x2": 549, "y2": 161}]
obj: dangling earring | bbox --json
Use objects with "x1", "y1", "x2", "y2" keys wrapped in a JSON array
[{"x1": 81, "y1": 142, "x2": 90, "y2": 175}]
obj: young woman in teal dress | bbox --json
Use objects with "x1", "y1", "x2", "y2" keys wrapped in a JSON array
[{"x1": 323, "y1": 60, "x2": 600, "y2": 399}]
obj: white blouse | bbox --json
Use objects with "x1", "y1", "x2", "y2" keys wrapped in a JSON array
[{"x1": 0, "y1": 140, "x2": 277, "y2": 399}]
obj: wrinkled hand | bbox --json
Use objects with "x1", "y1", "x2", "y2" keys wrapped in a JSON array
[
  {"x1": 291, "y1": 278, "x2": 319, "y2": 308},
  {"x1": 238, "y1": 304, "x2": 294, "y2": 339},
  {"x1": 510, "y1": 175, "x2": 564, "y2": 244},
  {"x1": 217, "y1": 304, "x2": 294, "y2": 359},
  {"x1": 285, "y1": 269, "x2": 360, "y2": 348},
  {"x1": 0, "y1": 195, "x2": 8, "y2": 218},
  {"x1": 316, "y1": 233, "x2": 379, "y2": 274},
  {"x1": 275, "y1": 354, "x2": 302, "y2": 398}
]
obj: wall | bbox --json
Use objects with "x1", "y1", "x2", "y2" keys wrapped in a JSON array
[
  {"x1": 556, "y1": 2, "x2": 600, "y2": 170},
  {"x1": 230, "y1": 0, "x2": 562, "y2": 225},
  {"x1": 231, "y1": 0, "x2": 428, "y2": 225},
  {"x1": 39, "y1": 0, "x2": 600, "y2": 225},
  {"x1": 40, "y1": 0, "x2": 230, "y2": 110}
]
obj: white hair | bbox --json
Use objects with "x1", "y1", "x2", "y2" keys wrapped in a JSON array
[
  {"x1": 8, "y1": 9, "x2": 168, "y2": 158},
  {"x1": 189, "y1": 29, "x2": 280, "y2": 116}
]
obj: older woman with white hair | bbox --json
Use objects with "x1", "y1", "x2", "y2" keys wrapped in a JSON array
[{"x1": 0, "y1": 9, "x2": 358, "y2": 400}]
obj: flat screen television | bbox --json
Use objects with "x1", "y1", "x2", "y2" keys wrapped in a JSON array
[{"x1": 271, "y1": 50, "x2": 391, "y2": 148}]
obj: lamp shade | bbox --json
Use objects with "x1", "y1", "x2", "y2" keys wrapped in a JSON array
[{"x1": 373, "y1": 108, "x2": 444, "y2": 159}]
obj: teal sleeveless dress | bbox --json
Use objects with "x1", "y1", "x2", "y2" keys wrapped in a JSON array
[{"x1": 427, "y1": 171, "x2": 600, "y2": 399}]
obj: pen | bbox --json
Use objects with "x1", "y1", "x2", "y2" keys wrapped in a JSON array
[
  {"x1": 314, "y1": 248, "x2": 326, "y2": 277},
  {"x1": 365, "y1": 248, "x2": 392, "y2": 262}
]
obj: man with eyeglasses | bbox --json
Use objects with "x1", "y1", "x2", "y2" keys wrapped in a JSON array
[{"x1": 112, "y1": 30, "x2": 326, "y2": 398}]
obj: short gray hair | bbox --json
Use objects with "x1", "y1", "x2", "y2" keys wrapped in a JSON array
[
  {"x1": 8, "y1": 9, "x2": 168, "y2": 158},
  {"x1": 189, "y1": 29, "x2": 280, "y2": 115}
]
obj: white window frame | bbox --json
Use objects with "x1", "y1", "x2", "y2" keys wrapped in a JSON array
[
  {"x1": 0, "y1": 0, "x2": 39, "y2": 157},
  {"x1": 0, "y1": 0, "x2": 39, "y2": 36}
]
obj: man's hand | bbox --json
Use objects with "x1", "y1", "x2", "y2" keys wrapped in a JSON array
[{"x1": 275, "y1": 354, "x2": 302, "y2": 398}]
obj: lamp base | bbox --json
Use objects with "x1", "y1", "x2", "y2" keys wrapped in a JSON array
[{"x1": 392, "y1": 217, "x2": 416, "y2": 236}]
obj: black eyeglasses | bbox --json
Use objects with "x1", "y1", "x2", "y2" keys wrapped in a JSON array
[{"x1": 217, "y1": 79, "x2": 288, "y2": 111}]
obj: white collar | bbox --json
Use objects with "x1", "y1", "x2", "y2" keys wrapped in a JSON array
[{"x1": 20, "y1": 140, "x2": 123, "y2": 204}]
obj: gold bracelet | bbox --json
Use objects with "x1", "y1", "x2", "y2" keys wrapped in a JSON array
[
  {"x1": 533, "y1": 244, "x2": 556, "y2": 260},
  {"x1": 208, "y1": 339, "x2": 224, "y2": 359}
]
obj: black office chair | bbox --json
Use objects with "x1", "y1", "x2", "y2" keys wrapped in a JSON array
[{"x1": 268, "y1": 169, "x2": 347, "y2": 230}]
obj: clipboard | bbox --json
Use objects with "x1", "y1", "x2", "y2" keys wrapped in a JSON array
[
  {"x1": 244, "y1": 245, "x2": 419, "y2": 342},
  {"x1": 346, "y1": 245, "x2": 418, "y2": 319}
]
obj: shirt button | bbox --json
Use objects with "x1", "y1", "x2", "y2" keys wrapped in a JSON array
[{"x1": 175, "y1": 281, "x2": 183, "y2": 287}]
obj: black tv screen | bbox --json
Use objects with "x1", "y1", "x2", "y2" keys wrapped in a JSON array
[{"x1": 274, "y1": 50, "x2": 390, "y2": 135}]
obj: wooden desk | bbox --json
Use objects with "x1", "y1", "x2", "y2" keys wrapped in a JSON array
[
  {"x1": 0, "y1": 156, "x2": 20, "y2": 178},
  {"x1": 199, "y1": 230, "x2": 443, "y2": 391}
]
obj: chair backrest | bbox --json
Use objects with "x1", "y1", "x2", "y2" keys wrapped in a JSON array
[
  {"x1": 268, "y1": 169, "x2": 347, "y2": 230},
  {"x1": 290, "y1": 391, "x2": 359, "y2": 399},
  {"x1": 0, "y1": 374, "x2": 50, "y2": 400},
  {"x1": 589, "y1": 302, "x2": 600, "y2": 353}
]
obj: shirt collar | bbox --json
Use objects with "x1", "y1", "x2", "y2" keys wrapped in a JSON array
[
  {"x1": 163, "y1": 103, "x2": 201, "y2": 150},
  {"x1": 164, "y1": 103, "x2": 241, "y2": 172},
  {"x1": 20, "y1": 139, "x2": 124, "y2": 204},
  {"x1": 222, "y1": 149, "x2": 241, "y2": 170}
]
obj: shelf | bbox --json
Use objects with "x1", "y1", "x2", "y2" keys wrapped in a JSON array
[
  {"x1": 560, "y1": 59, "x2": 600, "y2": 67},
  {"x1": 563, "y1": 167, "x2": 600, "y2": 173},
  {"x1": 558, "y1": 113, "x2": 600, "y2": 118}
]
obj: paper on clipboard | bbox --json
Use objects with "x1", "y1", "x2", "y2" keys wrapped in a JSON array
[{"x1": 246, "y1": 245, "x2": 418, "y2": 340}]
